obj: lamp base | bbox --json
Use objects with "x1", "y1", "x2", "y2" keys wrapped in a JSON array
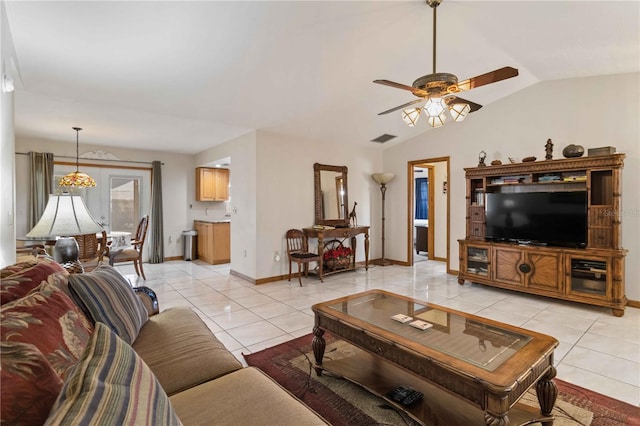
[
  {"x1": 53, "y1": 237, "x2": 84, "y2": 273},
  {"x1": 376, "y1": 259, "x2": 394, "y2": 267}
]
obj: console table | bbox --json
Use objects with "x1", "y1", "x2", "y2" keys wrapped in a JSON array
[{"x1": 303, "y1": 226, "x2": 369, "y2": 280}]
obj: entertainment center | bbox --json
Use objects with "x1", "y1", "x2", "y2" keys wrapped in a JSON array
[{"x1": 458, "y1": 153, "x2": 627, "y2": 316}]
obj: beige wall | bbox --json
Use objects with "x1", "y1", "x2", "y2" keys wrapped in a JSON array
[{"x1": 382, "y1": 73, "x2": 640, "y2": 300}]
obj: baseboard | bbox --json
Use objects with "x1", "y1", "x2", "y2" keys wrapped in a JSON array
[
  {"x1": 164, "y1": 256, "x2": 182, "y2": 261},
  {"x1": 627, "y1": 299, "x2": 640, "y2": 309}
]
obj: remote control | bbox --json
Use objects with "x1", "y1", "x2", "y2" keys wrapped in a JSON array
[{"x1": 386, "y1": 386, "x2": 423, "y2": 406}]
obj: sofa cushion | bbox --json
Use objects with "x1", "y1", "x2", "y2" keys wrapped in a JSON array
[
  {"x1": 45, "y1": 322, "x2": 181, "y2": 425},
  {"x1": 1, "y1": 281, "x2": 93, "y2": 425},
  {"x1": 132, "y1": 306, "x2": 242, "y2": 395},
  {"x1": 170, "y1": 367, "x2": 327, "y2": 425},
  {"x1": 1, "y1": 256, "x2": 69, "y2": 305},
  {"x1": 68, "y1": 264, "x2": 148, "y2": 345}
]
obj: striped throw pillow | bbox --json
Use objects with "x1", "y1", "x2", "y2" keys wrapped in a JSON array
[
  {"x1": 68, "y1": 264, "x2": 148, "y2": 345},
  {"x1": 45, "y1": 322, "x2": 181, "y2": 425}
]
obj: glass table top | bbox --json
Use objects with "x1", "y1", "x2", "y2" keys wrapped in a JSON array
[{"x1": 326, "y1": 292, "x2": 532, "y2": 372}]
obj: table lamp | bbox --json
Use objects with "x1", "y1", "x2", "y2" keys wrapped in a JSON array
[{"x1": 26, "y1": 193, "x2": 103, "y2": 270}]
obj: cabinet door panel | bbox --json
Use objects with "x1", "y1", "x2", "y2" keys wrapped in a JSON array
[
  {"x1": 528, "y1": 252, "x2": 563, "y2": 291},
  {"x1": 493, "y1": 247, "x2": 524, "y2": 286}
]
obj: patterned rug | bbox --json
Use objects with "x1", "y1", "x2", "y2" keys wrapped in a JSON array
[{"x1": 244, "y1": 333, "x2": 640, "y2": 426}]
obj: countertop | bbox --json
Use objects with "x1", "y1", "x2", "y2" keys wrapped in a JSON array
[{"x1": 194, "y1": 219, "x2": 231, "y2": 223}]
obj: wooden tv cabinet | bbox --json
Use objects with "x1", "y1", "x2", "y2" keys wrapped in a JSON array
[{"x1": 458, "y1": 154, "x2": 627, "y2": 316}]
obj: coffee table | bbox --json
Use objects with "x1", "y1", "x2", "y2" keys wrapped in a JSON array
[{"x1": 311, "y1": 290, "x2": 558, "y2": 426}]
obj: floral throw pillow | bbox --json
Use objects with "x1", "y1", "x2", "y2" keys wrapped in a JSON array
[
  {"x1": 1, "y1": 281, "x2": 94, "y2": 425},
  {"x1": 1, "y1": 256, "x2": 69, "y2": 305}
]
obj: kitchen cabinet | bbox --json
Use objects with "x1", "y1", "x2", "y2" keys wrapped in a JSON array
[
  {"x1": 194, "y1": 221, "x2": 230, "y2": 264},
  {"x1": 196, "y1": 167, "x2": 229, "y2": 201}
]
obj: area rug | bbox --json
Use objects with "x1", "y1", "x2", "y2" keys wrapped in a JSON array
[{"x1": 244, "y1": 333, "x2": 640, "y2": 426}]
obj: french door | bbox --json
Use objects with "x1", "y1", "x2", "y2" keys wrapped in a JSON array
[{"x1": 53, "y1": 164, "x2": 151, "y2": 237}]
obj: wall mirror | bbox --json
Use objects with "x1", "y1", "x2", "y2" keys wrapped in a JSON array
[{"x1": 314, "y1": 163, "x2": 349, "y2": 227}]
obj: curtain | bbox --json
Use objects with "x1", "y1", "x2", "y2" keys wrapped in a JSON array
[
  {"x1": 415, "y1": 178, "x2": 428, "y2": 220},
  {"x1": 149, "y1": 160, "x2": 164, "y2": 263},
  {"x1": 28, "y1": 152, "x2": 54, "y2": 229}
]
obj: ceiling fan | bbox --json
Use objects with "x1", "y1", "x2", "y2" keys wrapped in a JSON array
[{"x1": 374, "y1": 0, "x2": 518, "y2": 127}]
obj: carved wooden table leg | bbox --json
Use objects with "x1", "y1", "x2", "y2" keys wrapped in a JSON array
[
  {"x1": 484, "y1": 412, "x2": 509, "y2": 426},
  {"x1": 312, "y1": 326, "x2": 326, "y2": 376},
  {"x1": 536, "y1": 366, "x2": 558, "y2": 426}
]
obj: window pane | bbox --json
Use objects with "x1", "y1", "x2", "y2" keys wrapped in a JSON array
[{"x1": 110, "y1": 177, "x2": 140, "y2": 234}]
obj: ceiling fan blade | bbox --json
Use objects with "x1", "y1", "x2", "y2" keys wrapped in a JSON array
[
  {"x1": 378, "y1": 99, "x2": 423, "y2": 115},
  {"x1": 373, "y1": 79, "x2": 416, "y2": 92},
  {"x1": 455, "y1": 66, "x2": 519, "y2": 92},
  {"x1": 445, "y1": 96, "x2": 482, "y2": 112}
]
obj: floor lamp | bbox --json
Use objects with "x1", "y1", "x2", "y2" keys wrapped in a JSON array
[
  {"x1": 26, "y1": 193, "x2": 103, "y2": 272},
  {"x1": 372, "y1": 173, "x2": 395, "y2": 266}
]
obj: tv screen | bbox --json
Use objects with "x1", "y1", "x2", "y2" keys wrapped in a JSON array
[{"x1": 485, "y1": 191, "x2": 587, "y2": 247}]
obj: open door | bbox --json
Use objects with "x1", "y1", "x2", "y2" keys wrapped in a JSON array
[{"x1": 407, "y1": 158, "x2": 450, "y2": 270}]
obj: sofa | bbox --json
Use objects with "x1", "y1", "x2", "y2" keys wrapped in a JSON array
[{"x1": 1, "y1": 256, "x2": 327, "y2": 425}]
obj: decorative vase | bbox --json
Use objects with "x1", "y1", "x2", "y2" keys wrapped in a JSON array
[{"x1": 562, "y1": 144, "x2": 585, "y2": 158}]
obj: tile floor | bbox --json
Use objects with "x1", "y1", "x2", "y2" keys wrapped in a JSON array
[{"x1": 116, "y1": 259, "x2": 640, "y2": 407}]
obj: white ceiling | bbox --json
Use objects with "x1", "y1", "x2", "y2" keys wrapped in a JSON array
[{"x1": 5, "y1": 1, "x2": 639, "y2": 155}]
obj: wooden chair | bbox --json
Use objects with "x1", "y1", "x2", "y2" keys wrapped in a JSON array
[
  {"x1": 109, "y1": 215, "x2": 149, "y2": 280},
  {"x1": 285, "y1": 229, "x2": 322, "y2": 286},
  {"x1": 72, "y1": 230, "x2": 109, "y2": 273}
]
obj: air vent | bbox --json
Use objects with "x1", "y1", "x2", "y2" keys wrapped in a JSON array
[{"x1": 370, "y1": 134, "x2": 397, "y2": 143}]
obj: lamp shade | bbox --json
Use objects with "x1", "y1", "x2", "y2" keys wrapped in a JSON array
[
  {"x1": 26, "y1": 194, "x2": 103, "y2": 238},
  {"x1": 372, "y1": 173, "x2": 396, "y2": 185}
]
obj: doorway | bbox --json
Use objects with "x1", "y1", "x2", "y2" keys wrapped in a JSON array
[{"x1": 407, "y1": 157, "x2": 450, "y2": 270}]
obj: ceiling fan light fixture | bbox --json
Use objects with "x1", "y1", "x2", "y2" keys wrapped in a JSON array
[
  {"x1": 449, "y1": 102, "x2": 471, "y2": 122},
  {"x1": 428, "y1": 112, "x2": 447, "y2": 128},
  {"x1": 424, "y1": 97, "x2": 446, "y2": 117},
  {"x1": 401, "y1": 108, "x2": 421, "y2": 127}
]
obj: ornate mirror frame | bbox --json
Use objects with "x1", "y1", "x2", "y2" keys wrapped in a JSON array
[{"x1": 314, "y1": 163, "x2": 349, "y2": 227}]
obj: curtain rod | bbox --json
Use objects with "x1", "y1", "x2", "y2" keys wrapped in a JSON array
[{"x1": 15, "y1": 152, "x2": 163, "y2": 166}]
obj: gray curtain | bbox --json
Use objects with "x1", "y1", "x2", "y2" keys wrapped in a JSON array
[
  {"x1": 149, "y1": 160, "x2": 164, "y2": 263},
  {"x1": 28, "y1": 152, "x2": 54, "y2": 229}
]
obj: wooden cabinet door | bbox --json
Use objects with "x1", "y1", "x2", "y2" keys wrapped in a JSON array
[
  {"x1": 212, "y1": 223, "x2": 230, "y2": 263},
  {"x1": 196, "y1": 168, "x2": 216, "y2": 201},
  {"x1": 527, "y1": 250, "x2": 563, "y2": 292},
  {"x1": 214, "y1": 169, "x2": 229, "y2": 201},
  {"x1": 493, "y1": 246, "x2": 524, "y2": 286},
  {"x1": 194, "y1": 221, "x2": 213, "y2": 263}
]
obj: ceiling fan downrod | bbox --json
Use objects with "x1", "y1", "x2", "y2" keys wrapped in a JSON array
[{"x1": 427, "y1": 0, "x2": 442, "y2": 74}]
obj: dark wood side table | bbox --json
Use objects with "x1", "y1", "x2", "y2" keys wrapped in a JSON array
[{"x1": 302, "y1": 226, "x2": 369, "y2": 280}]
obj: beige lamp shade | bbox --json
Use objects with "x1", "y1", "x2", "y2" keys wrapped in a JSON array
[
  {"x1": 372, "y1": 173, "x2": 395, "y2": 185},
  {"x1": 27, "y1": 193, "x2": 103, "y2": 238}
]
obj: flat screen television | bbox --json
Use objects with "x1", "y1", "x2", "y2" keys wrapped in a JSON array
[{"x1": 485, "y1": 191, "x2": 587, "y2": 248}]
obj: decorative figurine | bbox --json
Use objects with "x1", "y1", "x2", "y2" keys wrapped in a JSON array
[
  {"x1": 491, "y1": 160, "x2": 502, "y2": 166},
  {"x1": 478, "y1": 150, "x2": 487, "y2": 167},
  {"x1": 545, "y1": 138, "x2": 554, "y2": 160},
  {"x1": 508, "y1": 157, "x2": 516, "y2": 164},
  {"x1": 349, "y1": 202, "x2": 357, "y2": 227}
]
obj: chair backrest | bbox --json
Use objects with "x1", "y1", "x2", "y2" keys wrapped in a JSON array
[
  {"x1": 74, "y1": 230, "x2": 108, "y2": 260},
  {"x1": 134, "y1": 215, "x2": 150, "y2": 252},
  {"x1": 285, "y1": 229, "x2": 307, "y2": 255}
]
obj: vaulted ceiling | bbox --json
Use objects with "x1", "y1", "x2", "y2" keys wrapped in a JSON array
[{"x1": 5, "y1": 1, "x2": 639, "y2": 154}]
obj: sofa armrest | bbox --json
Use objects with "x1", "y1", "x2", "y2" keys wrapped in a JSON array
[{"x1": 133, "y1": 286, "x2": 160, "y2": 316}]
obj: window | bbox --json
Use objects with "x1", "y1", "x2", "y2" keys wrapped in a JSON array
[
  {"x1": 415, "y1": 177, "x2": 429, "y2": 220},
  {"x1": 54, "y1": 164, "x2": 150, "y2": 234},
  {"x1": 110, "y1": 177, "x2": 140, "y2": 234}
]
